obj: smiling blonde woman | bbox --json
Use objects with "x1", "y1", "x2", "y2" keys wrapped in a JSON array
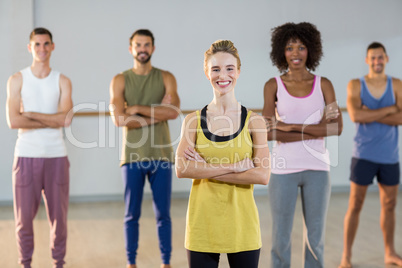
[{"x1": 175, "y1": 40, "x2": 270, "y2": 268}]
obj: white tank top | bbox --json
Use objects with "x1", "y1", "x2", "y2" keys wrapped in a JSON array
[
  {"x1": 271, "y1": 75, "x2": 330, "y2": 174},
  {"x1": 14, "y1": 67, "x2": 67, "y2": 157}
]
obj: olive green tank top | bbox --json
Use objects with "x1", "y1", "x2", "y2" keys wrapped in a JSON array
[{"x1": 121, "y1": 68, "x2": 173, "y2": 165}]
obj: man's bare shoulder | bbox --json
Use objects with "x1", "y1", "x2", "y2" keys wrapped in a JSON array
[
  {"x1": 160, "y1": 70, "x2": 177, "y2": 92},
  {"x1": 391, "y1": 77, "x2": 402, "y2": 90},
  {"x1": 7, "y1": 72, "x2": 23, "y2": 92},
  {"x1": 113, "y1": 73, "x2": 125, "y2": 80},
  {"x1": 348, "y1": 78, "x2": 361, "y2": 90},
  {"x1": 59, "y1": 73, "x2": 72, "y2": 89},
  {"x1": 59, "y1": 73, "x2": 71, "y2": 83},
  {"x1": 8, "y1": 71, "x2": 22, "y2": 83},
  {"x1": 161, "y1": 69, "x2": 175, "y2": 80},
  {"x1": 111, "y1": 73, "x2": 125, "y2": 87}
]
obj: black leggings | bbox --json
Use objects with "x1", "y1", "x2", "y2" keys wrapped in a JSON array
[{"x1": 187, "y1": 249, "x2": 260, "y2": 268}]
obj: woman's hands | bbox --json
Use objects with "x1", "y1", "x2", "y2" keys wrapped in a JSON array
[
  {"x1": 323, "y1": 102, "x2": 340, "y2": 122},
  {"x1": 265, "y1": 102, "x2": 341, "y2": 134},
  {"x1": 264, "y1": 116, "x2": 293, "y2": 132},
  {"x1": 184, "y1": 147, "x2": 206, "y2": 163}
]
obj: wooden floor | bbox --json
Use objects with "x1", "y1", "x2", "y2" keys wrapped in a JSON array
[{"x1": 0, "y1": 191, "x2": 401, "y2": 268}]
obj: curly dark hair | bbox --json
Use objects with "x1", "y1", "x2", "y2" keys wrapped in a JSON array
[{"x1": 270, "y1": 22, "x2": 323, "y2": 73}]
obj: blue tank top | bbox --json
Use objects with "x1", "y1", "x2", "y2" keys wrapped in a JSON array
[{"x1": 353, "y1": 76, "x2": 399, "y2": 164}]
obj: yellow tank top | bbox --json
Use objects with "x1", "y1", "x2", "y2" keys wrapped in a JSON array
[{"x1": 185, "y1": 105, "x2": 262, "y2": 253}]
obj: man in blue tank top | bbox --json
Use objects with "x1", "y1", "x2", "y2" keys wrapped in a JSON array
[
  {"x1": 339, "y1": 42, "x2": 402, "y2": 268},
  {"x1": 109, "y1": 29, "x2": 180, "y2": 268},
  {"x1": 6, "y1": 28, "x2": 73, "y2": 268}
]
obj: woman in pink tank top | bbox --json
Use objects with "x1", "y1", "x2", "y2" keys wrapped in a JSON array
[{"x1": 262, "y1": 22, "x2": 343, "y2": 268}]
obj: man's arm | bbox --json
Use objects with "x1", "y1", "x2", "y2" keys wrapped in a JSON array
[
  {"x1": 377, "y1": 78, "x2": 402, "y2": 125},
  {"x1": 109, "y1": 73, "x2": 159, "y2": 129},
  {"x1": 23, "y1": 74, "x2": 74, "y2": 128},
  {"x1": 6, "y1": 72, "x2": 47, "y2": 129},
  {"x1": 262, "y1": 78, "x2": 317, "y2": 142},
  {"x1": 125, "y1": 70, "x2": 180, "y2": 121},
  {"x1": 347, "y1": 79, "x2": 397, "y2": 123}
]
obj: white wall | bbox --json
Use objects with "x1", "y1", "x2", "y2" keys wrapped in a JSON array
[
  {"x1": 1, "y1": 0, "x2": 34, "y2": 203},
  {"x1": 1, "y1": 0, "x2": 402, "y2": 202}
]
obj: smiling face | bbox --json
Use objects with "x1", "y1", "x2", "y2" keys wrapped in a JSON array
[
  {"x1": 129, "y1": 34, "x2": 155, "y2": 64},
  {"x1": 28, "y1": 34, "x2": 54, "y2": 63},
  {"x1": 205, "y1": 52, "x2": 240, "y2": 96},
  {"x1": 284, "y1": 38, "x2": 308, "y2": 70},
  {"x1": 366, "y1": 47, "x2": 388, "y2": 74}
]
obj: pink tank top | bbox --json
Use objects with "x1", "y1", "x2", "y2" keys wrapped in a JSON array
[{"x1": 271, "y1": 76, "x2": 330, "y2": 174}]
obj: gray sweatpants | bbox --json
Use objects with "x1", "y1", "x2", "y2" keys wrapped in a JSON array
[{"x1": 268, "y1": 170, "x2": 330, "y2": 268}]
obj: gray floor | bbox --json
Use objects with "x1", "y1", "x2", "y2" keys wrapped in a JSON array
[{"x1": 0, "y1": 191, "x2": 401, "y2": 268}]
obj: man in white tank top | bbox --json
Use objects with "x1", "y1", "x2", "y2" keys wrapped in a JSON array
[{"x1": 6, "y1": 28, "x2": 73, "y2": 268}]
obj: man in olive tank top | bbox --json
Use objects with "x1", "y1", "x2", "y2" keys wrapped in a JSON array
[{"x1": 109, "y1": 29, "x2": 180, "y2": 268}]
